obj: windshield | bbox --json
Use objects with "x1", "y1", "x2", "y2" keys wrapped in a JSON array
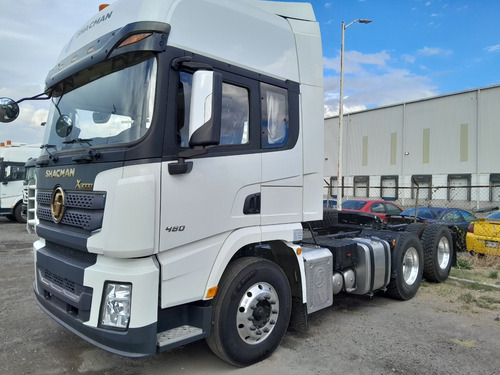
[
  {"x1": 342, "y1": 200, "x2": 367, "y2": 210},
  {"x1": 25, "y1": 166, "x2": 36, "y2": 181},
  {"x1": 42, "y1": 55, "x2": 157, "y2": 153},
  {"x1": 401, "y1": 207, "x2": 442, "y2": 219}
]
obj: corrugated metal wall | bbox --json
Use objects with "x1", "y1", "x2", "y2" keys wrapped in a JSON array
[{"x1": 324, "y1": 84, "x2": 500, "y2": 203}]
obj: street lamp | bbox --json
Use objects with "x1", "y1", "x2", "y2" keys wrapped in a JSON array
[{"x1": 337, "y1": 18, "x2": 372, "y2": 211}]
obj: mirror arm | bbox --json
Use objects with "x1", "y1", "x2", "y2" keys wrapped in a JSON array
[
  {"x1": 16, "y1": 92, "x2": 50, "y2": 104},
  {"x1": 168, "y1": 149, "x2": 207, "y2": 175},
  {"x1": 171, "y1": 56, "x2": 213, "y2": 72}
]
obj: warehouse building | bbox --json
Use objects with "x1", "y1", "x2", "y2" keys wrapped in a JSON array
[{"x1": 323, "y1": 84, "x2": 500, "y2": 211}]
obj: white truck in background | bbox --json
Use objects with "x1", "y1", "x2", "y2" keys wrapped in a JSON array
[
  {"x1": 0, "y1": 142, "x2": 40, "y2": 223},
  {"x1": 0, "y1": 0, "x2": 454, "y2": 366}
]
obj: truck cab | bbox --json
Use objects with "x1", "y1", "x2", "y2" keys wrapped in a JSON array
[
  {"x1": 0, "y1": 0, "x2": 324, "y2": 365},
  {"x1": 0, "y1": 143, "x2": 40, "y2": 222}
]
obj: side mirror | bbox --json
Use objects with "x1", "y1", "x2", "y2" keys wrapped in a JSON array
[
  {"x1": 0, "y1": 97, "x2": 20, "y2": 123},
  {"x1": 188, "y1": 70, "x2": 222, "y2": 148},
  {"x1": 93, "y1": 112, "x2": 112, "y2": 124},
  {"x1": 55, "y1": 115, "x2": 73, "y2": 137}
]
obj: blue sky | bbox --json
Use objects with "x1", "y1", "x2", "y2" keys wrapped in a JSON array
[{"x1": 1, "y1": 0, "x2": 499, "y2": 143}]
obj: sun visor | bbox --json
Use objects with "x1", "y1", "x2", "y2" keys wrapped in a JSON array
[{"x1": 45, "y1": 21, "x2": 170, "y2": 92}]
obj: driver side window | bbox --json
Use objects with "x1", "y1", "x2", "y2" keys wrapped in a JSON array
[{"x1": 176, "y1": 71, "x2": 249, "y2": 147}]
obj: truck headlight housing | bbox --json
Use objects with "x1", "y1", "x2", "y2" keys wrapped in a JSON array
[{"x1": 99, "y1": 282, "x2": 132, "y2": 330}]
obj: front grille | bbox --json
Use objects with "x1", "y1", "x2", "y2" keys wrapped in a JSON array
[
  {"x1": 37, "y1": 265, "x2": 93, "y2": 322},
  {"x1": 36, "y1": 189, "x2": 106, "y2": 231}
]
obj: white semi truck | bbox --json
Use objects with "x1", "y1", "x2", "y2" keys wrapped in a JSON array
[
  {"x1": 0, "y1": 0, "x2": 454, "y2": 366},
  {"x1": 0, "y1": 142, "x2": 40, "y2": 223}
]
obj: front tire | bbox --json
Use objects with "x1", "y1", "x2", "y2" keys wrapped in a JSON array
[
  {"x1": 422, "y1": 224, "x2": 453, "y2": 283},
  {"x1": 206, "y1": 257, "x2": 292, "y2": 367},
  {"x1": 387, "y1": 232, "x2": 424, "y2": 300},
  {"x1": 14, "y1": 203, "x2": 26, "y2": 223}
]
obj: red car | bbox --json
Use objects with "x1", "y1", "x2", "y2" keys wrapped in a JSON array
[{"x1": 340, "y1": 200, "x2": 403, "y2": 222}]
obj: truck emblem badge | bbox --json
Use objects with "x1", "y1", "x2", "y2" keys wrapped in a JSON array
[{"x1": 51, "y1": 187, "x2": 66, "y2": 223}]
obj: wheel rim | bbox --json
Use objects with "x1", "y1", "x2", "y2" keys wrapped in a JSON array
[
  {"x1": 236, "y1": 282, "x2": 279, "y2": 345},
  {"x1": 402, "y1": 247, "x2": 419, "y2": 285},
  {"x1": 437, "y1": 236, "x2": 451, "y2": 270}
]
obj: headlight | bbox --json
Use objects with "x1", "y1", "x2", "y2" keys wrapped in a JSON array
[{"x1": 99, "y1": 282, "x2": 132, "y2": 330}]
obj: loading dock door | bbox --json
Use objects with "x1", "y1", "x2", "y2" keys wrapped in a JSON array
[
  {"x1": 448, "y1": 174, "x2": 471, "y2": 201},
  {"x1": 412, "y1": 175, "x2": 432, "y2": 200},
  {"x1": 490, "y1": 174, "x2": 500, "y2": 202},
  {"x1": 354, "y1": 176, "x2": 369, "y2": 198},
  {"x1": 381, "y1": 176, "x2": 398, "y2": 201}
]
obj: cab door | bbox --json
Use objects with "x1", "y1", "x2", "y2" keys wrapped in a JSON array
[
  {"x1": 160, "y1": 68, "x2": 262, "y2": 251},
  {"x1": 0, "y1": 161, "x2": 24, "y2": 214},
  {"x1": 158, "y1": 66, "x2": 262, "y2": 306}
]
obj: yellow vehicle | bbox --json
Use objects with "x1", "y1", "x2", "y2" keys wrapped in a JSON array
[{"x1": 466, "y1": 212, "x2": 500, "y2": 256}]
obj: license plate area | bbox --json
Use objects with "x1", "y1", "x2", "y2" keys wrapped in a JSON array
[{"x1": 485, "y1": 241, "x2": 498, "y2": 248}]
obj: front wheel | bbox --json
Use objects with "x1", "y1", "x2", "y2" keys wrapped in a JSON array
[
  {"x1": 14, "y1": 203, "x2": 26, "y2": 223},
  {"x1": 387, "y1": 232, "x2": 424, "y2": 300},
  {"x1": 206, "y1": 257, "x2": 292, "y2": 367}
]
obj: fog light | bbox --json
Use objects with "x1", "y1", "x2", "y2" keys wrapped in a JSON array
[{"x1": 99, "y1": 282, "x2": 132, "y2": 330}]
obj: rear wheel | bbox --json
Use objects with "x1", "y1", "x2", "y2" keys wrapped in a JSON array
[
  {"x1": 387, "y1": 232, "x2": 423, "y2": 300},
  {"x1": 422, "y1": 224, "x2": 453, "y2": 283},
  {"x1": 206, "y1": 257, "x2": 292, "y2": 366},
  {"x1": 405, "y1": 222, "x2": 427, "y2": 238}
]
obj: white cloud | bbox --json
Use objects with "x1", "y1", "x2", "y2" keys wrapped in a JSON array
[
  {"x1": 418, "y1": 46, "x2": 452, "y2": 57},
  {"x1": 401, "y1": 54, "x2": 416, "y2": 64},
  {"x1": 323, "y1": 50, "x2": 438, "y2": 117},
  {"x1": 324, "y1": 50, "x2": 391, "y2": 74},
  {"x1": 485, "y1": 44, "x2": 500, "y2": 53}
]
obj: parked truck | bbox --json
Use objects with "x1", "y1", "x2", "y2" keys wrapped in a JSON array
[
  {"x1": 0, "y1": 0, "x2": 454, "y2": 366},
  {"x1": 0, "y1": 142, "x2": 40, "y2": 223}
]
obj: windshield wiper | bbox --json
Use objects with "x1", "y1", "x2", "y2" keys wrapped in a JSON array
[
  {"x1": 63, "y1": 138, "x2": 93, "y2": 146},
  {"x1": 63, "y1": 138, "x2": 101, "y2": 162},
  {"x1": 39, "y1": 144, "x2": 59, "y2": 163}
]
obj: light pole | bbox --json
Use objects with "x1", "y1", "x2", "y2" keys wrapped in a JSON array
[{"x1": 337, "y1": 18, "x2": 371, "y2": 211}]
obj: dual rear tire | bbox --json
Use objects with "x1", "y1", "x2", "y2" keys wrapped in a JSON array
[{"x1": 405, "y1": 223, "x2": 453, "y2": 283}]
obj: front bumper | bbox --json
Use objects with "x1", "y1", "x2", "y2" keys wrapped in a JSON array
[
  {"x1": 33, "y1": 241, "x2": 160, "y2": 357},
  {"x1": 34, "y1": 290, "x2": 157, "y2": 357}
]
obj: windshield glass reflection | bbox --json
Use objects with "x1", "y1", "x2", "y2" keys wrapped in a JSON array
[{"x1": 42, "y1": 57, "x2": 157, "y2": 153}]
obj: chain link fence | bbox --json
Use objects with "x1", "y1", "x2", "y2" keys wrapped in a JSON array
[
  {"x1": 324, "y1": 184, "x2": 500, "y2": 216},
  {"x1": 323, "y1": 183, "x2": 500, "y2": 255}
]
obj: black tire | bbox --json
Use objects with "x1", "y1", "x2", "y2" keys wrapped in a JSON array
[
  {"x1": 206, "y1": 257, "x2": 292, "y2": 366},
  {"x1": 13, "y1": 203, "x2": 26, "y2": 223},
  {"x1": 405, "y1": 222, "x2": 427, "y2": 238},
  {"x1": 421, "y1": 224, "x2": 453, "y2": 283},
  {"x1": 386, "y1": 232, "x2": 423, "y2": 301}
]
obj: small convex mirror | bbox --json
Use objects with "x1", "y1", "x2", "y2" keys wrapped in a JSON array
[
  {"x1": 0, "y1": 97, "x2": 20, "y2": 123},
  {"x1": 55, "y1": 115, "x2": 73, "y2": 137}
]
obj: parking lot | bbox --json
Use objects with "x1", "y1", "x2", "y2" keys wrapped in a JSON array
[{"x1": 1, "y1": 217, "x2": 499, "y2": 375}]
